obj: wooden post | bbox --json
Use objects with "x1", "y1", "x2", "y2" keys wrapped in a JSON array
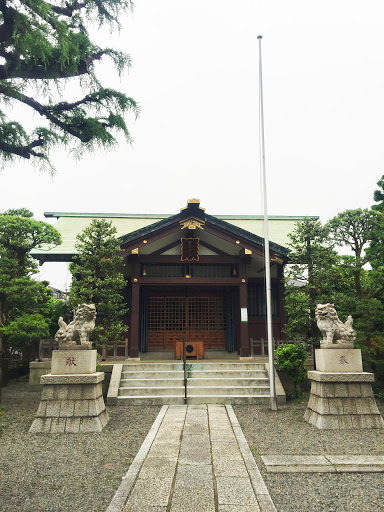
[
  {"x1": 130, "y1": 282, "x2": 140, "y2": 358},
  {"x1": 277, "y1": 265, "x2": 286, "y2": 339},
  {"x1": 129, "y1": 257, "x2": 140, "y2": 358},
  {"x1": 239, "y1": 282, "x2": 249, "y2": 356},
  {"x1": 239, "y1": 257, "x2": 249, "y2": 357}
]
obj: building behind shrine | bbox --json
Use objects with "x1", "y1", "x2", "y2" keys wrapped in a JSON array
[{"x1": 33, "y1": 199, "x2": 316, "y2": 359}]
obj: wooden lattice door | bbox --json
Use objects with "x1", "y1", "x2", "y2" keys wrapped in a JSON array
[{"x1": 147, "y1": 296, "x2": 226, "y2": 350}]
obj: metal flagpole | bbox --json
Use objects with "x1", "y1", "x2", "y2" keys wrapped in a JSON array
[{"x1": 257, "y1": 35, "x2": 278, "y2": 411}]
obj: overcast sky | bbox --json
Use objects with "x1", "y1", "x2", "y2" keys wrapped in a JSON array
[{"x1": 1, "y1": 1, "x2": 384, "y2": 288}]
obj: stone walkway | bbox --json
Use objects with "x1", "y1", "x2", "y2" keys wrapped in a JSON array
[{"x1": 106, "y1": 404, "x2": 276, "y2": 512}]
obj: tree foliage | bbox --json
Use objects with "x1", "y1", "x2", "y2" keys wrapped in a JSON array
[
  {"x1": 69, "y1": 219, "x2": 127, "y2": 347},
  {"x1": 275, "y1": 343, "x2": 308, "y2": 398},
  {"x1": 284, "y1": 218, "x2": 343, "y2": 341},
  {"x1": 0, "y1": 208, "x2": 61, "y2": 388},
  {"x1": 0, "y1": 0, "x2": 138, "y2": 171},
  {"x1": 326, "y1": 209, "x2": 384, "y2": 299},
  {"x1": 285, "y1": 194, "x2": 384, "y2": 387}
]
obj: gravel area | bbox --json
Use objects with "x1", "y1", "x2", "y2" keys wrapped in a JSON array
[
  {"x1": 2, "y1": 377, "x2": 384, "y2": 512},
  {"x1": 0, "y1": 377, "x2": 160, "y2": 512},
  {"x1": 234, "y1": 395, "x2": 384, "y2": 512}
]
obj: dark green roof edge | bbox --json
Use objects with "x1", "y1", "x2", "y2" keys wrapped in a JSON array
[
  {"x1": 44, "y1": 211, "x2": 318, "y2": 221},
  {"x1": 204, "y1": 213, "x2": 289, "y2": 256},
  {"x1": 118, "y1": 213, "x2": 181, "y2": 245},
  {"x1": 117, "y1": 210, "x2": 289, "y2": 257}
]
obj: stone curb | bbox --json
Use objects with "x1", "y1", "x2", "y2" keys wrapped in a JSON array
[
  {"x1": 262, "y1": 454, "x2": 384, "y2": 473},
  {"x1": 105, "y1": 405, "x2": 168, "y2": 512},
  {"x1": 41, "y1": 372, "x2": 105, "y2": 385},
  {"x1": 307, "y1": 371, "x2": 375, "y2": 382},
  {"x1": 225, "y1": 405, "x2": 277, "y2": 512},
  {"x1": 107, "y1": 364, "x2": 123, "y2": 406}
]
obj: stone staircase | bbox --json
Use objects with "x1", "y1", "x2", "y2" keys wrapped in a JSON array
[{"x1": 108, "y1": 361, "x2": 278, "y2": 405}]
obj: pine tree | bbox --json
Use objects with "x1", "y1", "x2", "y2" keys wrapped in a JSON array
[
  {"x1": 0, "y1": 0, "x2": 138, "y2": 172},
  {"x1": 0, "y1": 208, "x2": 61, "y2": 391},
  {"x1": 69, "y1": 219, "x2": 127, "y2": 348},
  {"x1": 284, "y1": 218, "x2": 346, "y2": 341}
]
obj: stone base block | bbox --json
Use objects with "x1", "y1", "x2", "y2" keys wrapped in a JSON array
[
  {"x1": 315, "y1": 348, "x2": 363, "y2": 372},
  {"x1": 51, "y1": 349, "x2": 97, "y2": 375},
  {"x1": 305, "y1": 371, "x2": 384, "y2": 430},
  {"x1": 29, "y1": 372, "x2": 109, "y2": 433},
  {"x1": 29, "y1": 361, "x2": 51, "y2": 391}
]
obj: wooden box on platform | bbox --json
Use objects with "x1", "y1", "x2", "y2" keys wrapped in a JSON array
[
  {"x1": 174, "y1": 341, "x2": 204, "y2": 360},
  {"x1": 29, "y1": 350, "x2": 109, "y2": 433},
  {"x1": 304, "y1": 348, "x2": 384, "y2": 429}
]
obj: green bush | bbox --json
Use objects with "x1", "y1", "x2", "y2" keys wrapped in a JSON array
[{"x1": 275, "y1": 343, "x2": 308, "y2": 398}]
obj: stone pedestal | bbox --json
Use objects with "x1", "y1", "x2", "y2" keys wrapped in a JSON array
[
  {"x1": 29, "y1": 350, "x2": 109, "y2": 433},
  {"x1": 29, "y1": 361, "x2": 52, "y2": 391},
  {"x1": 305, "y1": 349, "x2": 384, "y2": 429}
]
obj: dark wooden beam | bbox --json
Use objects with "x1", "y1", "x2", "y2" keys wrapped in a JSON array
[
  {"x1": 199, "y1": 240, "x2": 231, "y2": 257},
  {"x1": 130, "y1": 277, "x2": 245, "y2": 286},
  {"x1": 119, "y1": 224, "x2": 182, "y2": 256},
  {"x1": 136, "y1": 255, "x2": 240, "y2": 264},
  {"x1": 203, "y1": 224, "x2": 266, "y2": 258},
  {"x1": 150, "y1": 240, "x2": 181, "y2": 257}
]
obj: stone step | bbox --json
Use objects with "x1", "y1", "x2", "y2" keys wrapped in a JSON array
[
  {"x1": 116, "y1": 395, "x2": 270, "y2": 405},
  {"x1": 187, "y1": 377, "x2": 270, "y2": 386},
  {"x1": 119, "y1": 377, "x2": 270, "y2": 387},
  {"x1": 119, "y1": 386, "x2": 185, "y2": 396},
  {"x1": 187, "y1": 386, "x2": 270, "y2": 396},
  {"x1": 122, "y1": 362, "x2": 266, "y2": 371},
  {"x1": 186, "y1": 370, "x2": 268, "y2": 379},
  {"x1": 120, "y1": 378, "x2": 185, "y2": 387},
  {"x1": 122, "y1": 370, "x2": 268, "y2": 379},
  {"x1": 118, "y1": 385, "x2": 270, "y2": 397},
  {"x1": 113, "y1": 361, "x2": 274, "y2": 406},
  {"x1": 122, "y1": 371, "x2": 185, "y2": 379},
  {"x1": 117, "y1": 395, "x2": 186, "y2": 405}
]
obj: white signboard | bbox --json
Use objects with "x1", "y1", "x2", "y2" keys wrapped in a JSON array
[{"x1": 241, "y1": 308, "x2": 248, "y2": 322}]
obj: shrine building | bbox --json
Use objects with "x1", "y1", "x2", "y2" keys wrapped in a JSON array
[{"x1": 33, "y1": 199, "x2": 314, "y2": 359}]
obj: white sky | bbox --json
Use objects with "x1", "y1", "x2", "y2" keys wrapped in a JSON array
[{"x1": 1, "y1": 0, "x2": 384, "y2": 289}]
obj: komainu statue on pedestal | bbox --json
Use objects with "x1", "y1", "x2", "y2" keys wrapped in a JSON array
[
  {"x1": 54, "y1": 304, "x2": 96, "y2": 349},
  {"x1": 316, "y1": 303, "x2": 356, "y2": 347}
]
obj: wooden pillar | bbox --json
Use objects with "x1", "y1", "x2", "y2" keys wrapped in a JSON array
[
  {"x1": 239, "y1": 257, "x2": 250, "y2": 357},
  {"x1": 277, "y1": 265, "x2": 286, "y2": 340},
  {"x1": 129, "y1": 257, "x2": 140, "y2": 358}
]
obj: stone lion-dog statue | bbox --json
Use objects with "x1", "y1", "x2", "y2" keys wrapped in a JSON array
[
  {"x1": 54, "y1": 304, "x2": 96, "y2": 348},
  {"x1": 316, "y1": 303, "x2": 356, "y2": 347}
]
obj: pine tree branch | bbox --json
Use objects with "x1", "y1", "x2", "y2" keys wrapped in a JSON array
[
  {"x1": 48, "y1": 1, "x2": 88, "y2": 17},
  {"x1": 0, "y1": 139, "x2": 44, "y2": 159},
  {"x1": 0, "y1": 0, "x2": 17, "y2": 45},
  {"x1": 0, "y1": 50, "x2": 106, "y2": 80},
  {"x1": 0, "y1": 85, "x2": 121, "y2": 143}
]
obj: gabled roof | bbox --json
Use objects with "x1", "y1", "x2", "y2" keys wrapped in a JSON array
[
  {"x1": 117, "y1": 202, "x2": 289, "y2": 259},
  {"x1": 32, "y1": 199, "x2": 318, "y2": 262}
]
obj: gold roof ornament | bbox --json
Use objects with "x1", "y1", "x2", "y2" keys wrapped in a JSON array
[
  {"x1": 180, "y1": 217, "x2": 205, "y2": 230},
  {"x1": 271, "y1": 253, "x2": 283, "y2": 265},
  {"x1": 180, "y1": 198, "x2": 206, "y2": 212}
]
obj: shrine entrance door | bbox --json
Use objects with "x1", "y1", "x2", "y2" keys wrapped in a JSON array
[{"x1": 147, "y1": 295, "x2": 226, "y2": 351}]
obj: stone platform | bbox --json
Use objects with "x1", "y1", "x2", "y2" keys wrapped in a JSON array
[
  {"x1": 305, "y1": 349, "x2": 384, "y2": 429},
  {"x1": 29, "y1": 372, "x2": 109, "y2": 433},
  {"x1": 29, "y1": 350, "x2": 109, "y2": 433}
]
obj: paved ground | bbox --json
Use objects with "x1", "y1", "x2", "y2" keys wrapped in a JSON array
[
  {"x1": 2, "y1": 379, "x2": 384, "y2": 512},
  {"x1": 235, "y1": 398, "x2": 384, "y2": 512},
  {"x1": 107, "y1": 404, "x2": 276, "y2": 512}
]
